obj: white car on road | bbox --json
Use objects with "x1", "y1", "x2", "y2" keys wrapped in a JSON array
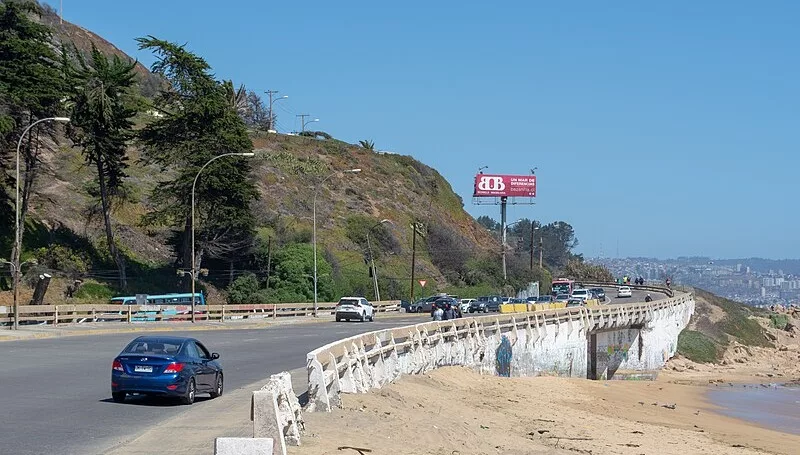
[
  {"x1": 570, "y1": 289, "x2": 591, "y2": 301},
  {"x1": 617, "y1": 286, "x2": 632, "y2": 298},
  {"x1": 335, "y1": 297, "x2": 374, "y2": 322},
  {"x1": 460, "y1": 299, "x2": 475, "y2": 314}
]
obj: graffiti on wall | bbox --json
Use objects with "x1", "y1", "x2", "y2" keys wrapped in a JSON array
[
  {"x1": 495, "y1": 335, "x2": 513, "y2": 377},
  {"x1": 607, "y1": 343, "x2": 630, "y2": 362}
]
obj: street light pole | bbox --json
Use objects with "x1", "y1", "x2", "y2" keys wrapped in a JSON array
[
  {"x1": 13, "y1": 116, "x2": 69, "y2": 330},
  {"x1": 366, "y1": 219, "x2": 390, "y2": 302},
  {"x1": 297, "y1": 114, "x2": 319, "y2": 133},
  {"x1": 313, "y1": 168, "x2": 361, "y2": 316},
  {"x1": 190, "y1": 152, "x2": 255, "y2": 322},
  {"x1": 502, "y1": 219, "x2": 523, "y2": 281},
  {"x1": 265, "y1": 91, "x2": 287, "y2": 131}
]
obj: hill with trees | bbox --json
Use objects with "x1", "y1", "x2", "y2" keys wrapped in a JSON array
[{"x1": 0, "y1": 1, "x2": 602, "y2": 305}]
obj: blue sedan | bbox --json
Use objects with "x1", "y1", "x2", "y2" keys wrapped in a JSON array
[{"x1": 111, "y1": 336, "x2": 223, "y2": 405}]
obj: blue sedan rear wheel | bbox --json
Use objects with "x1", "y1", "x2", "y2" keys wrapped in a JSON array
[
  {"x1": 181, "y1": 378, "x2": 196, "y2": 405},
  {"x1": 210, "y1": 373, "x2": 223, "y2": 398},
  {"x1": 112, "y1": 392, "x2": 126, "y2": 403}
]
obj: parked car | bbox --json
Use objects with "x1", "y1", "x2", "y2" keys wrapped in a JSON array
[
  {"x1": 470, "y1": 295, "x2": 501, "y2": 313},
  {"x1": 459, "y1": 299, "x2": 475, "y2": 314},
  {"x1": 570, "y1": 289, "x2": 591, "y2": 301},
  {"x1": 566, "y1": 298, "x2": 584, "y2": 307},
  {"x1": 410, "y1": 295, "x2": 443, "y2": 313},
  {"x1": 617, "y1": 286, "x2": 633, "y2": 298},
  {"x1": 111, "y1": 336, "x2": 223, "y2": 405},
  {"x1": 534, "y1": 295, "x2": 554, "y2": 303},
  {"x1": 335, "y1": 297, "x2": 374, "y2": 322},
  {"x1": 400, "y1": 300, "x2": 411, "y2": 312},
  {"x1": 590, "y1": 288, "x2": 606, "y2": 302},
  {"x1": 554, "y1": 294, "x2": 570, "y2": 304}
]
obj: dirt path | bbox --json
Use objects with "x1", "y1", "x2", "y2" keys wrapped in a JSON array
[{"x1": 294, "y1": 366, "x2": 799, "y2": 455}]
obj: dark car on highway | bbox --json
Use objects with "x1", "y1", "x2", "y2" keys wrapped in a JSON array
[
  {"x1": 590, "y1": 288, "x2": 606, "y2": 302},
  {"x1": 470, "y1": 295, "x2": 502, "y2": 313},
  {"x1": 534, "y1": 295, "x2": 554, "y2": 303},
  {"x1": 111, "y1": 336, "x2": 223, "y2": 405}
]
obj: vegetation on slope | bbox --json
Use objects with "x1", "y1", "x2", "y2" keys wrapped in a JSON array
[
  {"x1": 677, "y1": 288, "x2": 772, "y2": 362},
  {"x1": 0, "y1": 1, "x2": 605, "y2": 306}
]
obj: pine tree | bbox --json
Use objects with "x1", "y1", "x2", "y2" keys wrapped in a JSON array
[
  {"x1": 137, "y1": 36, "x2": 257, "y2": 274},
  {"x1": 63, "y1": 44, "x2": 138, "y2": 290},
  {"x1": 0, "y1": 0, "x2": 65, "y2": 270}
]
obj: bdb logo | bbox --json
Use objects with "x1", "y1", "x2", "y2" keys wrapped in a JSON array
[{"x1": 477, "y1": 176, "x2": 505, "y2": 191}]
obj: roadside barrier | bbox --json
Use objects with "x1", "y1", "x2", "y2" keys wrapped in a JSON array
[
  {"x1": 0, "y1": 300, "x2": 402, "y2": 327},
  {"x1": 305, "y1": 287, "x2": 693, "y2": 412}
]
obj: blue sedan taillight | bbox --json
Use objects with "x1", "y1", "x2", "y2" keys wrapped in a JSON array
[{"x1": 163, "y1": 363, "x2": 184, "y2": 374}]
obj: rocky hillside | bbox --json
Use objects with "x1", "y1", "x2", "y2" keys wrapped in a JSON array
[
  {"x1": 676, "y1": 288, "x2": 799, "y2": 363},
  {"x1": 1, "y1": 2, "x2": 532, "y2": 305}
]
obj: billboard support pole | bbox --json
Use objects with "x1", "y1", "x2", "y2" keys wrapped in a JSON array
[{"x1": 501, "y1": 196, "x2": 508, "y2": 281}]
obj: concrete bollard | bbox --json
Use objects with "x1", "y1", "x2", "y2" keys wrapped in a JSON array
[
  {"x1": 252, "y1": 391, "x2": 286, "y2": 455},
  {"x1": 215, "y1": 437, "x2": 274, "y2": 455}
]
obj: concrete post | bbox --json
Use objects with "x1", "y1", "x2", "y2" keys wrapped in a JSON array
[{"x1": 252, "y1": 391, "x2": 286, "y2": 455}]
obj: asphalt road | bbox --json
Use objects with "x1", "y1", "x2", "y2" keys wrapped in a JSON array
[
  {"x1": 0, "y1": 315, "x2": 427, "y2": 455},
  {"x1": 0, "y1": 288, "x2": 661, "y2": 455}
]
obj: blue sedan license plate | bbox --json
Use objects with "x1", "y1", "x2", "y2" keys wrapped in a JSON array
[{"x1": 134, "y1": 365, "x2": 153, "y2": 373}]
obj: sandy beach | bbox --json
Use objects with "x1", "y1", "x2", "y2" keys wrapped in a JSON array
[{"x1": 293, "y1": 364, "x2": 799, "y2": 455}]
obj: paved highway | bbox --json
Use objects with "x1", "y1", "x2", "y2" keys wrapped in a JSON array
[
  {"x1": 0, "y1": 288, "x2": 660, "y2": 455},
  {"x1": 0, "y1": 315, "x2": 426, "y2": 455}
]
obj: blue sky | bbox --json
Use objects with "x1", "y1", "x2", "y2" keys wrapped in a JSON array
[{"x1": 45, "y1": 1, "x2": 799, "y2": 259}]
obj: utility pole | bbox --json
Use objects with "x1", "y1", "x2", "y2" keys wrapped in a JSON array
[
  {"x1": 409, "y1": 221, "x2": 423, "y2": 302},
  {"x1": 265, "y1": 90, "x2": 287, "y2": 131},
  {"x1": 297, "y1": 114, "x2": 309, "y2": 133},
  {"x1": 410, "y1": 224, "x2": 417, "y2": 303},
  {"x1": 530, "y1": 226, "x2": 535, "y2": 270},
  {"x1": 60, "y1": 0, "x2": 63, "y2": 24},
  {"x1": 265, "y1": 236, "x2": 272, "y2": 289},
  {"x1": 265, "y1": 90, "x2": 279, "y2": 131},
  {"x1": 539, "y1": 236, "x2": 543, "y2": 268}
]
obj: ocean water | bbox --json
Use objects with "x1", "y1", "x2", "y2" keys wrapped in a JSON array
[{"x1": 707, "y1": 383, "x2": 800, "y2": 435}]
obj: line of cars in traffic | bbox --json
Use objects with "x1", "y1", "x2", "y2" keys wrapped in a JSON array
[{"x1": 407, "y1": 287, "x2": 612, "y2": 315}]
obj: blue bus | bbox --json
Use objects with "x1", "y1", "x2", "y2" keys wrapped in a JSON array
[{"x1": 110, "y1": 293, "x2": 206, "y2": 321}]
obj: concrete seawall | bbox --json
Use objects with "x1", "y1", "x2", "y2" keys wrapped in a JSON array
[{"x1": 306, "y1": 292, "x2": 695, "y2": 411}]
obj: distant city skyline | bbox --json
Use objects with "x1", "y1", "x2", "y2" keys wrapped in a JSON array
[{"x1": 43, "y1": 0, "x2": 800, "y2": 259}]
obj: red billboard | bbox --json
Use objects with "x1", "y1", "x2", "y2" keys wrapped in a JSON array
[{"x1": 473, "y1": 174, "x2": 537, "y2": 198}]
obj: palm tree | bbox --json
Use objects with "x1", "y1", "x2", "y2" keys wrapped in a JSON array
[
  {"x1": 64, "y1": 44, "x2": 138, "y2": 290},
  {"x1": 223, "y1": 81, "x2": 249, "y2": 119},
  {"x1": 359, "y1": 139, "x2": 375, "y2": 151}
]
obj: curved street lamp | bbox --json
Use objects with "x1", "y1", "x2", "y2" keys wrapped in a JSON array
[
  {"x1": 302, "y1": 117, "x2": 319, "y2": 133},
  {"x1": 190, "y1": 152, "x2": 255, "y2": 322},
  {"x1": 13, "y1": 117, "x2": 70, "y2": 330},
  {"x1": 366, "y1": 219, "x2": 391, "y2": 302},
  {"x1": 312, "y1": 168, "x2": 362, "y2": 316}
]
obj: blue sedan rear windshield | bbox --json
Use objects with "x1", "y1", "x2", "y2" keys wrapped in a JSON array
[{"x1": 123, "y1": 340, "x2": 182, "y2": 355}]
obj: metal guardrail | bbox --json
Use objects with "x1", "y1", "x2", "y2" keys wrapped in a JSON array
[
  {"x1": 0, "y1": 301, "x2": 402, "y2": 327},
  {"x1": 305, "y1": 289, "x2": 694, "y2": 411}
]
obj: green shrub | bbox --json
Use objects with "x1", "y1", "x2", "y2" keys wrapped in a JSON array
[
  {"x1": 227, "y1": 273, "x2": 261, "y2": 304},
  {"x1": 74, "y1": 281, "x2": 115, "y2": 299},
  {"x1": 34, "y1": 245, "x2": 90, "y2": 277},
  {"x1": 677, "y1": 330, "x2": 719, "y2": 363},
  {"x1": 769, "y1": 314, "x2": 789, "y2": 330}
]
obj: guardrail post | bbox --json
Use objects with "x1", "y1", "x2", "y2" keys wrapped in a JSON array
[
  {"x1": 221, "y1": 305, "x2": 225, "y2": 321},
  {"x1": 272, "y1": 304, "x2": 277, "y2": 320},
  {"x1": 92, "y1": 308, "x2": 96, "y2": 322},
  {"x1": 127, "y1": 305, "x2": 132, "y2": 324},
  {"x1": 54, "y1": 306, "x2": 59, "y2": 326}
]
